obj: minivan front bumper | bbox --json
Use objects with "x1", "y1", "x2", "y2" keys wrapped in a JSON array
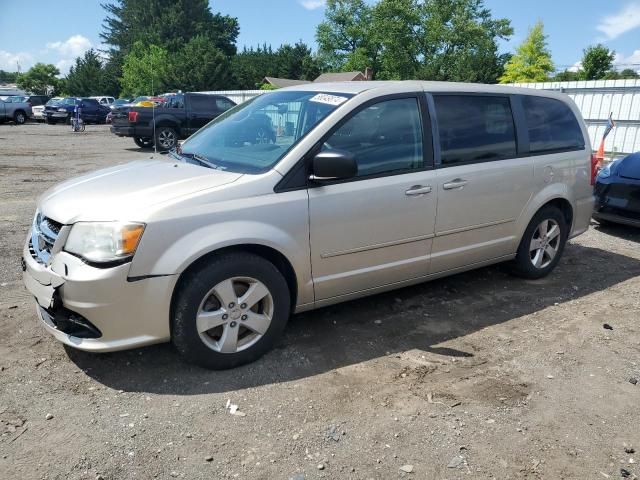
[{"x1": 22, "y1": 240, "x2": 176, "y2": 352}]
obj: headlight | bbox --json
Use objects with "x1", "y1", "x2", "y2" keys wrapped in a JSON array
[
  {"x1": 57, "y1": 108, "x2": 67, "y2": 112},
  {"x1": 64, "y1": 222, "x2": 145, "y2": 264}
]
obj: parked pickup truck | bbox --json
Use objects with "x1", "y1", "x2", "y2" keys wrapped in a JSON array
[
  {"x1": 0, "y1": 96, "x2": 33, "y2": 124},
  {"x1": 110, "y1": 92, "x2": 236, "y2": 150}
]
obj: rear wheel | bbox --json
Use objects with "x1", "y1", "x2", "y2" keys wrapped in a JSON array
[
  {"x1": 172, "y1": 253, "x2": 290, "y2": 369},
  {"x1": 13, "y1": 110, "x2": 26, "y2": 125},
  {"x1": 155, "y1": 126, "x2": 177, "y2": 151},
  {"x1": 510, "y1": 205, "x2": 568, "y2": 279},
  {"x1": 46, "y1": 117, "x2": 56, "y2": 125},
  {"x1": 133, "y1": 137, "x2": 154, "y2": 149}
]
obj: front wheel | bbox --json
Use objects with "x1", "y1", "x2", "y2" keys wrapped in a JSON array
[
  {"x1": 155, "y1": 126, "x2": 177, "y2": 151},
  {"x1": 172, "y1": 253, "x2": 291, "y2": 369},
  {"x1": 510, "y1": 205, "x2": 568, "y2": 279}
]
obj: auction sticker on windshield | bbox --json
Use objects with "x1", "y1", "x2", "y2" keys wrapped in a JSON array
[{"x1": 309, "y1": 93, "x2": 349, "y2": 106}]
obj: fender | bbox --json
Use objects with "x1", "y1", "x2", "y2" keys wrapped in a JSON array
[
  {"x1": 130, "y1": 218, "x2": 314, "y2": 307},
  {"x1": 514, "y1": 182, "x2": 573, "y2": 249},
  {"x1": 149, "y1": 114, "x2": 179, "y2": 130}
]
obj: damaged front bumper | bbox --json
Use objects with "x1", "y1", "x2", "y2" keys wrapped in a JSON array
[{"x1": 22, "y1": 232, "x2": 177, "y2": 352}]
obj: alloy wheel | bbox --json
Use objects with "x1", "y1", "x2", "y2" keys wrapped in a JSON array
[
  {"x1": 158, "y1": 130, "x2": 176, "y2": 149},
  {"x1": 529, "y1": 219, "x2": 561, "y2": 269},
  {"x1": 196, "y1": 276, "x2": 274, "y2": 354}
]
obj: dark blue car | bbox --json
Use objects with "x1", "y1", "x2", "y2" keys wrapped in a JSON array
[
  {"x1": 44, "y1": 97, "x2": 110, "y2": 125},
  {"x1": 593, "y1": 152, "x2": 640, "y2": 227}
]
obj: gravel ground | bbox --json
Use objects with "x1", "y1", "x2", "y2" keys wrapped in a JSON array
[{"x1": 1, "y1": 123, "x2": 640, "y2": 480}]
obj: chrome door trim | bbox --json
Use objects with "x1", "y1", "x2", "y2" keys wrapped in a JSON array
[
  {"x1": 435, "y1": 218, "x2": 515, "y2": 237},
  {"x1": 320, "y1": 233, "x2": 436, "y2": 259}
]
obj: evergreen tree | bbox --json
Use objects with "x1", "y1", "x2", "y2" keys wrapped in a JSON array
[
  {"x1": 499, "y1": 21, "x2": 554, "y2": 83},
  {"x1": 65, "y1": 50, "x2": 107, "y2": 96}
]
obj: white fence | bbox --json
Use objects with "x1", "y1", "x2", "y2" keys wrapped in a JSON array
[
  {"x1": 200, "y1": 89, "x2": 264, "y2": 104},
  {"x1": 205, "y1": 80, "x2": 640, "y2": 155},
  {"x1": 512, "y1": 79, "x2": 640, "y2": 155}
]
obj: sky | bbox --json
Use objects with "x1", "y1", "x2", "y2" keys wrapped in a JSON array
[{"x1": 0, "y1": 0, "x2": 639, "y2": 75}]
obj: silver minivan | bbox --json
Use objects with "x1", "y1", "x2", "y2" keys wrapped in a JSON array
[{"x1": 22, "y1": 81, "x2": 595, "y2": 369}]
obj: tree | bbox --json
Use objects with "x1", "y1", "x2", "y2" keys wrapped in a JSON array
[
  {"x1": 16, "y1": 63, "x2": 60, "y2": 94},
  {"x1": 416, "y1": 0, "x2": 513, "y2": 83},
  {"x1": 372, "y1": 0, "x2": 420, "y2": 80},
  {"x1": 316, "y1": 0, "x2": 512, "y2": 82},
  {"x1": 619, "y1": 68, "x2": 639, "y2": 79},
  {"x1": 101, "y1": 54, "x2": 124, "y2": 97},
  {"x1": 120, "y1": 42, "x2": 169, "y2": 96},
  {"x1": 499, "y1": 21, "x2": 554, "y2": 83},
  {"x1": 552, "y1": 69, "x2": 581, "y2": 82},
  {"x1": 101, "y1": 0, "x2": 238, "y2": 56},
  {"x1": 0, "y1": 70, "x2": 19, "y2": 83},
  {"x1": 65, "y1": 50, "x2": 106, "y2": 96},
  {"x1": 167, "y1": 35, "x2": 232, "y2": 91},
  {"x1": 231, "y1": 42, "x2": 320, "y2": 89},
  {"x1": 275, "y1": 42, "x2": 321, "y2": 80},
  {"x1": 581, "y1": 44, "x2": 615, "y2": 80},
  {"x1": 316, "y1": 0, "x2": 379, "y2": 73}
]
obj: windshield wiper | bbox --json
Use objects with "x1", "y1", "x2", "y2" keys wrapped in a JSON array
[{"x1": 169, "y1": 151, "x2": 221, "y2": 169}]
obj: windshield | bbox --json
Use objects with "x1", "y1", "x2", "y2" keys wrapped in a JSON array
[
  {"x1": 62, "y1": 98, "x2": 78, "y2": 105},
  {"x1": 46, "y1": 98, "x2": 62, "y2": 106},
  {"x1": 114, "y1": 99, "x2": 129, "y2": 105},
  {"x1": 181, "y1": 90, "x2": 353, "y2": 174}
]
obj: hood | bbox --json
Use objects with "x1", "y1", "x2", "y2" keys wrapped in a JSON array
[
  {"x1": 617, "y1": 152, "x2": 640, "y2": 180},
  {"x1": 39, "y1": 159, "x2": 242, "y2": 224}
]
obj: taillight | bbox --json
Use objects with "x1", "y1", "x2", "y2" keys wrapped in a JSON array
[
  {"x1": 128, "y1": 111, "x2": 138, "y2": 123},
  {"x1": 591, "y1": 154, "x2": 599, "y2": 186}
]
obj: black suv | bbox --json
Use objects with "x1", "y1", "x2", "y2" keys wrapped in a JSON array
[{"x1": 25, "y1": 95, "x2": 50, "y2": 107}]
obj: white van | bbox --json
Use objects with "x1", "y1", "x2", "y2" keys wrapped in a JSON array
[{"x1": 23, "y1": 81, "x2": 595, "y2": 369}]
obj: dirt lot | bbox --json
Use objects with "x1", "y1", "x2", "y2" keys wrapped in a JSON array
[{"x1": 1, "y1": 122, "x2": 639, "y2": 480}]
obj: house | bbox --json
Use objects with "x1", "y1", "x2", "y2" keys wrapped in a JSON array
[
  {"x1": 314, "y1": 70, "x2": 369, "y2": 82},
  {"x1": 261, "y1": 77, "x2": 312, "y2": 88},
  {"x1": 261, "y1": 69, "x2": 373, "y2": 89}
]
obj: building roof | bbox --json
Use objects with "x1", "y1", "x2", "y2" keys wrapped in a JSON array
[
  {"x1": 314, "y1": 71, "x2": 367, "y2": 83},
  {"x1": 262, "y1": 77, "x2": 312, "y2": 88}
]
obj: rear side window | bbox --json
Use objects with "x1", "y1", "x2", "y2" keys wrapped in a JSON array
[
  {"x1": 215, "y1": 98, "x2": 235, "y2": 111},
  {"x1": 434, "y1": 95, "x2": 517, "y2": 166},
  {"x1": 190, "y1": 95, "x2": 215, "y2": 112},
  {"x1": 523, "y1": 96, "x2": 584, "y2": 153}
]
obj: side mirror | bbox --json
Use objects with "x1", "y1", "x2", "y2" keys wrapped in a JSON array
[{"x1": 310, "y1": 150, "x2": 357, "y2": 183}]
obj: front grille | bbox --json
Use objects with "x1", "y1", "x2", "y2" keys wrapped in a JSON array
[{"x1": 30, "y1": 212, "x2": 63, "y2": 264}]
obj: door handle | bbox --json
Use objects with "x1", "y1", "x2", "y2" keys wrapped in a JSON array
[
  {"x1": 405, "y1": 185, "x2": 432, "y2": 196},
  {"x1": 442, "y1": 179, "x2": 468, "y2": 190}
]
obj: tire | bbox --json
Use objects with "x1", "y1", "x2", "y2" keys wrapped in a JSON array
[
  {"x1": 510, "y1": 205, "x2": 568, "y2": 279},
  {"x1": 253, "y1": 127, "x2": 272, "y2": 144},
  {"x1": 172, "y1": 252, "x2": 291, "y2": 369},
  {"x1": 46, "y1": 118, "x2": 56, "y2": 125},
  {"x1": 155, "y1": 126, "x2": 177, "y2": 151},
  {"x1": 133, "y1": 137, "x2": 154, "y2": 149},
  {"x1": 13, "y1": 110, "x2": 26, "y2": 125}
]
